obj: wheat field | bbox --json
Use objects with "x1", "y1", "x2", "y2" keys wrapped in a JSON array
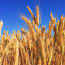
[{"x1": 0, "y1": 6, "x2": 65, "y2": 65}]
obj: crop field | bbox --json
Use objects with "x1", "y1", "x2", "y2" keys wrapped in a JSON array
[{"x1": 0, "y1": 6, "x2": 65, "y2": 65}]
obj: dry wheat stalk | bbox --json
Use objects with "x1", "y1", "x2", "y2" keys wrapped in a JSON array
[
  {"x1": 36, "y1": 6, "x2": 39, "y2": 25},
  {"x1": 0, "y1": 20, "x2": 3, "y2": 38},
  {"x1": 48, "y1": 12, "x2": 56, "y2": 37},
  {"x1": 27, "y1": 6, "x2": 36, "y2": 22},
  {"x1": 22, "y1": 16, "x2": 36, "y2": 41}
]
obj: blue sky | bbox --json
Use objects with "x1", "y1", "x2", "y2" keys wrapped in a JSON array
[{"x1": 0, "y1": 0, "x2": 65, "y2": 34}]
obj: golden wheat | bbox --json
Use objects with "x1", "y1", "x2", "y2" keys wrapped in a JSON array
[{"x1": 0, "y1": 6, "x2": 65, "y2": 65}]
